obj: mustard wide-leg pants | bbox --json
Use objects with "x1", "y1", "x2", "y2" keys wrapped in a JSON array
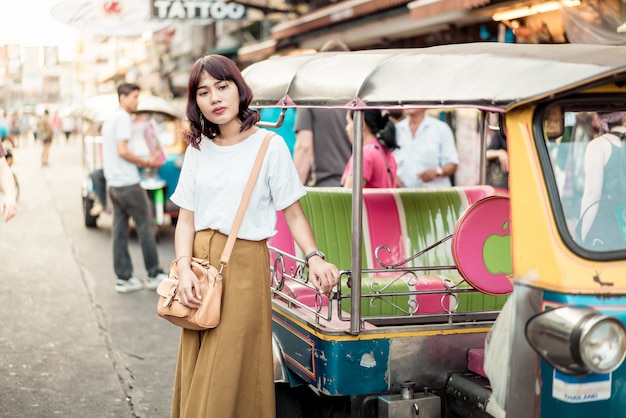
[{"x1": 171, "y1": 229, "x2": 275, "y2": 418}]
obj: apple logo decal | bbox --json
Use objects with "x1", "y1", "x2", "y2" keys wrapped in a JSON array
[
  {"x1": 451, "y1": 196, "x2": 514, "y2": 295},
  {"x1": 483, "y1": 220, "x2": 512, "y2": 275}
]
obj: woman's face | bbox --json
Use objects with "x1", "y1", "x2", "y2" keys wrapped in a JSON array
[
  {"x1": 195, "y1": 71, "x2": 240, "y2": 126},
  {"x1": 345, "y1": 112, "x2": 354, "y2": 144}
]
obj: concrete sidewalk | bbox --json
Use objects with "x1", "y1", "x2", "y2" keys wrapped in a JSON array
[{"x1": 0, "y1": 140, "x2": 179, "y2": 418}]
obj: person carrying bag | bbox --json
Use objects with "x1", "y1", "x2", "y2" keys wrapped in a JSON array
[
  {"x1": 166, "y1": 54, "x2": 340, "y2": 418},
  {"x1": 157, "y1": 133, "x2": 272, "y2": 329}
]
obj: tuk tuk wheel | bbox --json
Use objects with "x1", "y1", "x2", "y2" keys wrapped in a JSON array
[
  {"x1": 275, "y1": 384, "x2": 304, "y2": 418},
  {"x1": 83, "y1": 195, "x2": 98, "y2": 228}
]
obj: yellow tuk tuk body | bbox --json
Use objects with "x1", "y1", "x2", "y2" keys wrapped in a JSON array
[
  {"x1": 493, "y1": 96, "x2": 626, "y2": 418},
  {"x1": 242, "y1": 43, "x2": 626, "y2": 418}
]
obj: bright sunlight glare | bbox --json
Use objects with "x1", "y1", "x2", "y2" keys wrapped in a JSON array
[{"x1": 0, "y1": 0, "x2": 79, "y2": 59}]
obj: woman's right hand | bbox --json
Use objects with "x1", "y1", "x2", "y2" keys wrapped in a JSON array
[{"x1": 177, "y1": 266, "x2": 203, "y2": 308}]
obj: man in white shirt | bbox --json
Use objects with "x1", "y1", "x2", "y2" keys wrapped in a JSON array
[
  {"x1": 394, "y1": 108, "x2": 459, "y2": 188},
  {"x1": 102, "y1": 82, "x2": 167, "y2": 293}
]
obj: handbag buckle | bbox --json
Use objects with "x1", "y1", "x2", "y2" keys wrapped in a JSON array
[{"x1": 162, "y1": 282, "x2": 179, "y2": 308}]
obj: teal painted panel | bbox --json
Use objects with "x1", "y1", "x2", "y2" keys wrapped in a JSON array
[
  {"x1": 272, "y1": 311, "x2": 390, "y2": 395},
  {"x1": 539, "y1": 292, "x2": 626, "y2": 418}
]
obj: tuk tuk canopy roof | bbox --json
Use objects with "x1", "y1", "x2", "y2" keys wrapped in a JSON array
[
  {"x1": 73, "y1": 93, "x2": 180, "y2": 123},
  {"x1": 242, "y1": 43, "x2": 626, "y2": 111}
]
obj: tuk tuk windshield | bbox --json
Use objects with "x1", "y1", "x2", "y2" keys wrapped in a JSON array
[{"x1": 541, "y1": 102, "x2": 626, "y2": 253}]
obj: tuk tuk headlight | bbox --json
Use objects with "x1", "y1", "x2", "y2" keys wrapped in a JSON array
[
  {"x1": 580, "y1": 316, "x2": 626, "y2": 373},
  {"x1": 525, "y1": 306, "x2": 626, "y2": 375}
]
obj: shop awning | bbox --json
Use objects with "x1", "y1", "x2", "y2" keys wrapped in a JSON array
[
  {"x1": 210, "y1": 45, "x2": 240, "y2": 59},
  {"x1": 238, "y1": 39, "x2": 277, "y2": 64},
  {"x1": 271, "y1": 0, "x2": 412, "y2": 41},
  {"x1": 408, "y1": 0, "x2": 491, "y2": 20}
]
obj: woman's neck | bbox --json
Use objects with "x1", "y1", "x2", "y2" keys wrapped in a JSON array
[
  {"x1": 213, "y1": 122, "x2": 255, "y2": 146},
  {"x1": 362, "y1": 130, "x2": 377, "y2": 143}
]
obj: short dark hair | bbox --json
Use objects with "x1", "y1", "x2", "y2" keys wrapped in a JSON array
[
  {"x1": 117, "y1": 82, "x2": 140, "y2": 99},
  {"x1": 348, "y1": 109, "x2": 399, "y2": 150},
  {"x1": 184, "y1": 55, "x2": 259, "y2": 148}
]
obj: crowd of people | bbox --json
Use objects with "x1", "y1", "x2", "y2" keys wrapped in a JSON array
[
  {"x1": 0, "y1": 108, "x2": 81, "y2": 223},
  {"x1": 290, "y1": 100, "x2": 462, "y2": 190},
  {"x1": 0, "y1": 109, "x2": 78, "y2": 167}
]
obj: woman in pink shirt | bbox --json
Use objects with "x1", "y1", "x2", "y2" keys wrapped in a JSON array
[{"x1": 342, "y1": 109, "x2": 399, "y2": 188}]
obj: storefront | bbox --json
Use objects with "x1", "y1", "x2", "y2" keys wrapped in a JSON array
[{"x1": 237, "y1": 0, "x2": 626, "y2": 64}]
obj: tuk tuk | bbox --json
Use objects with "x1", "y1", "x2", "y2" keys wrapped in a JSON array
[
  {"x1": 74, "y1": 93, "x2": 186, "y2": 229},
  {"x1": 241, "y1": 43, "x2": 626, "y2": 418}
]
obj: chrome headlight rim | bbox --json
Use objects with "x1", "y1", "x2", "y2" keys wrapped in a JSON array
[{"x1": 525, "y1": 306, "x2": 626, "y2": 375}]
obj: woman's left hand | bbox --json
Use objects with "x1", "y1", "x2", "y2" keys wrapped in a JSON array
[
  {"x1": 0, "y1": 197, "x2": 16, "y2": 222},
  {"x1": 307, "y1": 257, "x2": 340, "y2": 294}
]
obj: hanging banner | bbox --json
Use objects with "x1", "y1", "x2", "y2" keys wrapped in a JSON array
[{"x1": 152, "y1": 0, "x2": 247, "y2": 20}]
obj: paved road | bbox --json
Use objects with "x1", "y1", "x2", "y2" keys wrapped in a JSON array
[{"x1": 0, "y1": 139, "x2": 179, "y2": 418}]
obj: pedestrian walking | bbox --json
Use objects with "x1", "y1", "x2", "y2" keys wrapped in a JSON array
[
  {"x1": 169, "y1": 54, "x2": 340, "y2": 418},
  {"x1": 39, "y1": 110, "x2": 53, "y2": 166},
  {"x1": 62, "y1": 115, "x2": 76, "y2": 143},
  {"x1": 102, "y1": 82, "x2": 167, "y2": 293},
  {"x1": 0, "y1": 142, "x2": 17, "y2": 222}
]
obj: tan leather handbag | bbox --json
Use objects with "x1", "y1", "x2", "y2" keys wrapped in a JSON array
[{"x1": 156, "y1": 132, "x2": 273, "y2": 330}]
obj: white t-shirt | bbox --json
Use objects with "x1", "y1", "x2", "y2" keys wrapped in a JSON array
[
  {"x1": 102, "y1": 107, "x2": 141, "y2": 187},
  {"x1": 171, "y1": 129, "x2": 306, "y2": 241},
  {"x1": 393, "y1": 115, "x2": 459, "y2": 188}
]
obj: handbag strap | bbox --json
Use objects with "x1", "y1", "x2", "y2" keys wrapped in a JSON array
[{"x1": 219, "y1": 131, "x2": 274, "y2": 266}]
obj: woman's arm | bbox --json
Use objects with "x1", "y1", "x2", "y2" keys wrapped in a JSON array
[
  {"x1": 486, "y1": 149, "x2": 509, "y2": 173},
  {"x1": 293, "y1": 130, "x2": 314, "y2": 185},
  {"x1": 283, "y1": 201, "x2": 340, "y2": 294},
  {"x1": 174, "y1": 208, "x2": 203, "y2": 307}
]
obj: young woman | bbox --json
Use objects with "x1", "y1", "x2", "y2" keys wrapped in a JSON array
[
  {"x1": 169, "y1": 55, "x2": 340, "y2": 418},
  {"x1": 342, "y1": 109, "x2": 399, "y2": 188}
]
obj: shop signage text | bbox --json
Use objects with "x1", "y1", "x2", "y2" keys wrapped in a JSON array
[{"x1": 152, "y1": 0, "x2": 247, "y2": 20}]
